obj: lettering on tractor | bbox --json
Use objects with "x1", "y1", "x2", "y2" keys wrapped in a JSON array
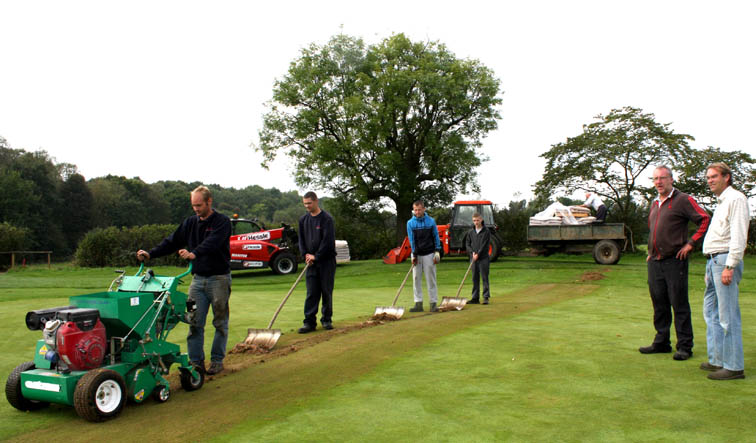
[{"x1": 229, "y1": 217, "x2": 299, "y2": 275}]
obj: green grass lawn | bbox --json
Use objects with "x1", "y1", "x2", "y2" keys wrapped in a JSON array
[{"x1": 1, "y1": 254, "x2": 754, "y2": 442}]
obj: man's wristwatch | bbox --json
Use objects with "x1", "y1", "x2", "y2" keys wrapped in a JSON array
[{"x1": 725, "y1": 265, "x2": 733, "y2": 270}]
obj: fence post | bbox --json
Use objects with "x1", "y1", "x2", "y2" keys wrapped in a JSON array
[{"x1": 11, "y1": 252, "x2": 14, "y2": 269}]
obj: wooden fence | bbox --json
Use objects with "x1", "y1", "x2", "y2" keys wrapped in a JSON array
[{"x1": 0, "y1": 251, "x2": 52, "y2": 269}]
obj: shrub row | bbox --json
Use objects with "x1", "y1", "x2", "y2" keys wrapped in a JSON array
[{"x1": 75, "y1": 224, "x2": 183, "y2": 268}]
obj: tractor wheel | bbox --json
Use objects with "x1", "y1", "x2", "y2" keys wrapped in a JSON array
[
  {"x1": 489, "y1": 237, "x2": 502, "y2": 262},
  {"x1": 180, "y1": 367, "x2": 205, "y2": 391},
  {"x1": 593, "y1": 240, "x2": 621, "y2": 265},
  {"x1": 5, "y1": 361, "x2": 49, "y2": 411},
  {"x1": 271, "y1": 252, "x2": 298, "y2": 275},
  {"x1": 73, "y1": 368, "x2": 126, "y2": 422},
  {"x1": 152, "y1": 385, "x2": 170, "y2": 403}
]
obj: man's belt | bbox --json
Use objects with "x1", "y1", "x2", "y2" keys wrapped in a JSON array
[{"x1": 706, "y1": 251, "x2": 728, "y2": 259}]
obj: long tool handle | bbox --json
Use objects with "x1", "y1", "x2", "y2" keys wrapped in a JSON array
[
  {"x1": 390, "y1": 264, "x2": 415, "y2": 307},
  {"x1": 267, "y1": 263, "x2": 309, "y2": 329},
  {"x1": 455, "y1": 260, "x2": 475, "y2": 298}
]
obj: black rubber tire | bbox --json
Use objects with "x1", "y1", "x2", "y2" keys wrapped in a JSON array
[
  {"x1": 593, "y1": 240, "x2": 621, "y2": 265},
  {"x1": 489, "y1": 236, "x2": 502, "y2": 262},
  {"x1": 73, "y1": 368, "x2": 126, "y2": 422},
  {"x1": 271, "y1": 252, "x2": 298, "y2": 275},
  {"x1": 5, "y1": 361, "x2": 49, "y2": 411},
  {"x1": 180, "y1": 368, "x2": 204, "y2": 391},
  {"x1": 152, "y1": 385, "x2": 170, "y2": 403}
]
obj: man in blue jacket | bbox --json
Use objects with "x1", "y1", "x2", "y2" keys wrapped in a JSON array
[
  {"x1": 407, "y1": 200, "x2": 441, "y2": 312},
  {"x1": 137, "y1": 185, "x2": 231, "y2": 375},
  {"x1": 297, "y1": 191, "x2": 337, "y2": 333}
]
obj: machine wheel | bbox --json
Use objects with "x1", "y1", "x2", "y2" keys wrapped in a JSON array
[
  {"x1": 180, "y1": 367, "x2": 205, "y2": 391},
  {"x1": 489, "y1": 237, "x2": 502, "y2": 262},
  {"x1": 73, "y1": 368, "x2": 126, "y2": 422},
  {"x1": 5, "y1": 361, "x2": 49, "y2": 411},
  {"x1": 593, "y1": 240, "x2": 621, "y2": 265},
  {"x1": 271, "y1": 252, "x2": 298, "y2": 275},
  {"x1": 152, "y1": 385, "x2": 170, "y2": 403}
]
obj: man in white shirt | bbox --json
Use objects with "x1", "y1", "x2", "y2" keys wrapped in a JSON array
[
  {"x1": 701, "y1": 163, "x2": 749, "y2": 380},
  {"x1": 581, "y1": 192, "x2": 607, "y2": 222}
]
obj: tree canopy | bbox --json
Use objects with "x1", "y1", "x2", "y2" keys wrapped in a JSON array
[
  {"x1": 258, "y1": 33, "x2": 502, "y2": 241},
  {"x1": 535, "y1": 106, "x2": 695, "y2": 222}
]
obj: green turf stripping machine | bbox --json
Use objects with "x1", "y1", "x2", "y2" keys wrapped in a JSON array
[{"x1": 5, "y1": 264, "x2": 204, "y2": 422}]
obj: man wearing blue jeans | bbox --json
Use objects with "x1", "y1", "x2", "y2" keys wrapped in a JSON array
[
  {"x1": 701, "y1": 163, "x2": 749, "y2": 380},
  {"x1": 137, "y1": 185, "x2": 232, "y2": 375}
]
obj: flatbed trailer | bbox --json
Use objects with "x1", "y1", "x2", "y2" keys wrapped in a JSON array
[{"x1": 527, "y1": 223, "x2": 627, "y2": 265}]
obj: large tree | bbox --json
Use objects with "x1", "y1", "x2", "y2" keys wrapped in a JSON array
[
  {"x1": 674, "y1": 146, "x2": 756, "y2": 210},
  {"x1": 258, "y1": 33, "x2": 501, "y2": 241},
  {"x1": 535, "y1": 106, "x2": 695, "y2": 224}
]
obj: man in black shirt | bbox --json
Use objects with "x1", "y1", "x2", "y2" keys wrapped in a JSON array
[
  {"x1": 465, "y1": 212, "x2": 491, "y2": 304},
  {"x1": 297, "y1": 191, "x2": 337, "y2": 333},
  {"x1": 137, "y1": 185, "x2": 231, "y2": 375}
]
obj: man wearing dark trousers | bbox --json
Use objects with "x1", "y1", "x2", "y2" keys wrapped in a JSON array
[
  {"x1": 137, "y1": 185, "x2": 232, "y2": 375},
  {"x1": 465, "y1": 212, "x2": 491, "y2": 304},
  {"x1": 641, "y1": 166, "x2": 710, "y2": 361},
  {"x1": 297, "y1": 191, "x2": 336, "y2": 333}
]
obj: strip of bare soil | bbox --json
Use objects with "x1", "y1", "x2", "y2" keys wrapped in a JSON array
[{"x1": 5, "y1": 283, "x2": 598, "y2": 442}]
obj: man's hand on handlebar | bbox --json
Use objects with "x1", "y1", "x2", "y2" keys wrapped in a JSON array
[
  {"x1": 136, "y1": 250, "x2": 150, "y2": 262},
  {"x1": 178, "y1": 249, "x2": 196, "y2": 260}
]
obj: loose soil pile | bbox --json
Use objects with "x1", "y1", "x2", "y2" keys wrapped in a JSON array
[
  {"x1": 370, "y1": 312, "x2": 401, "y2": 321},
  {"x1": 580, "y1": 271, "x2": 606, "y2": 281}
]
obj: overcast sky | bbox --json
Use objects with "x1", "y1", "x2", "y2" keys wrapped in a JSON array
[{"x1": 1, "y1": 0, "x2": 754, "y2": 208}]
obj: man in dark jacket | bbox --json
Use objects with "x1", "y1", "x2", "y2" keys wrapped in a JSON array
[
  {"x1": 297, "y1": 191, "x2": 337, "y2": 333},
  {"x1": 137, "y1": 185, "x2": 232, "y2": 375},
  {"x1": 641, "y1": 166, "x2": 710, "y2": 361},
  {"x1": 465, "y1": 213, "x2": 491, "y2": 304}
]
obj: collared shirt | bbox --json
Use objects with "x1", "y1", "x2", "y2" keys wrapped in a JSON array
[
  {"x1": 655, "y1": 189, "x2": 675, "y2": 206},
  {"x1": 703, "y1": 185, "x2": 749, "y2": 267},
  {"x1": 647, "y1": 188, "x2": 710, "y2": 259}
]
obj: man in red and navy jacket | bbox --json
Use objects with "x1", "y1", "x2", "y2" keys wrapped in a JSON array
[{"x1": 640, "y1": 166, "x2": 710, "y2": 361}]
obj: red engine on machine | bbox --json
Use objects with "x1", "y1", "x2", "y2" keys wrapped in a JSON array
[{"x1": 54, "y1": 308, "x2": 107, "y2": 371}]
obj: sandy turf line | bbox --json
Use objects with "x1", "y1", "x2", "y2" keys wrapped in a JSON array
[{"x1": 5, "y1": 283, "x2": 597, "y2": 442}]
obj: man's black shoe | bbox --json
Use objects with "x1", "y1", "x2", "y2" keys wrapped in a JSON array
[
  {"x1": 298, "y1": 324, "x2": 316, "y2": 334},
  {"x1": 482, "y1": 298, "x2": 489, "y2": 305},
  {"x1": 638, "y1": 344, "x2": 672, "y2": 354},
  {"x1": 673, "y1": 349, "x2": 692, "y2": 361},
  {"x1": 700, "y1": 362, "x2": 723, "y2": 371},
  {"x1": 468, "y1": 298, "x2": 480, "y2": 304},
  {"x1": 206, "y1": 361, "x2": 224, "y2": 375},
  {"x1": 708, "y1": 368, "x2": 745, "y2": 380},
  {"x1": 322, "y1": 322, "x2": 334, "y2": 330}
]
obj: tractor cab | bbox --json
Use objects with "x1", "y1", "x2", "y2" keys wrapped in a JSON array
[{"x1": 448, "y1": 201, "x2": 497, "y2": 251}]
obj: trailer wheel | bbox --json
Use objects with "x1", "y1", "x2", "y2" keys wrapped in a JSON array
[
  {"x1": 271, "y1": 252, "x2": 297, "y2": 275},
  {"x1": 593, "y1": 240, "x2": 621, "y2": 265},
  {"x1": 5, "y1": 361, "x2": 49, "y2": 411},
  {"x1": 180, "y1": 367, "x2": 205, "y2": 391},
  {"x1": 74, "y1": 368, "x2": 126, "y2": 422}
]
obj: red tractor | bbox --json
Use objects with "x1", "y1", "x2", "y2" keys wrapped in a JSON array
[
  {"x1": 230, "y1": 217, "x2": 299, "y2": 275},
  {"x1": 383, "y1": 200, "x2": 502, "y2": 264}
]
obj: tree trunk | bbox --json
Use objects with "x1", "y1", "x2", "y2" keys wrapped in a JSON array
[{"x1": 394, "y1": 198, "x2": 414, "y2": 245}]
